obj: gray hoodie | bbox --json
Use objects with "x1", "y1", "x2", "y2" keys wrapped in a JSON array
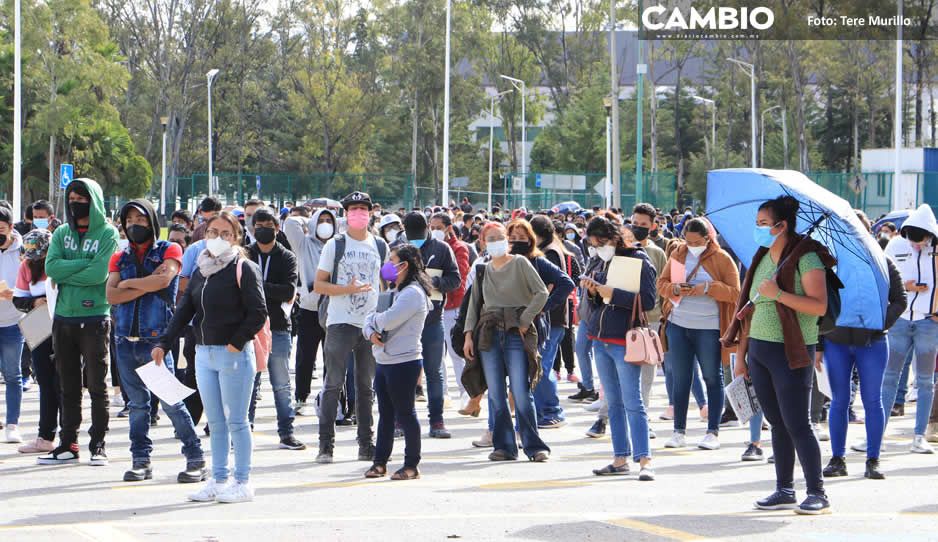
[
  {"x1": 283, "y1": 208, "x2": 337, "y2": 311},
  {"x1": 363, "y1": 283, "x2": 432, "y2": 365},
  {"x1": 0, "y1": 232, "x2": 24, "y2": 327}
]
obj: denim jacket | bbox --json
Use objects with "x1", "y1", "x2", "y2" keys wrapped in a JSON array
[{"x1": 113, "y1": 240, "x2": 179, "y2": 339}]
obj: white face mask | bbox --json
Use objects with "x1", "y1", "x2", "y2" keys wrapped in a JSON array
[
  {"x1": 117, "y1": 239, "x2": 130, "y2": 251},
  {"x1": 487, "y1": 239, "x2": 508, "y2": 257},
  {"x1": 205, "y1": 237, "x2": 232, "y2": 257},
  {"x1": 587, "y1": 246, "x2": 597, "y2": 259},
  {"x1": 597, "y1": 245, "x2": 616, "y2": 262},
  {"x1": 430, "y1": 229, "x2": 446, "y2": 242},
  {"x1": 384, "y1": 228, "x2": 400, "y2": 243},
  {"x1": 688, "y1": 245, "x2": 706, "y2": 257},
  {"x1": 316, "y1": 222, "x2": 334, "y2": 240}
]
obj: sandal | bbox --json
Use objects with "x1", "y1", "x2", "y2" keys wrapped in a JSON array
[
  {"x1": 364, "y1": 464, "x2": 388, "y2": 478},
  {"x1": 593, "y1": 463, "x2": 630, "y2": 476},
  {"x1": 390, "y1": 467, "x2": 420, "y2": 480}
]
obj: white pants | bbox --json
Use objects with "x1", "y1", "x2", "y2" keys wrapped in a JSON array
[{"x1": 443, "y1": 308, "x2": 467, "y2": 397}]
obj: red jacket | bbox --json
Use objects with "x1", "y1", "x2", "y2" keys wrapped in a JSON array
[{"x1": 444, "y1": 234, "x2": 470, "y2": 311}]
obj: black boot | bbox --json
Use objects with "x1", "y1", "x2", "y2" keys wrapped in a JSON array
[
  {"x1": 178, "y1": 460, "x2": 207, "y2": 483},
  {"x1": 864, "y1": 458, "x2": 885, "y2": 480},
  {"x1": 823, "y1": 456, "x2": 847, "y2": 477},
  {"x1": 123, "y1": 461, "x2": 153, "y2": 482}
]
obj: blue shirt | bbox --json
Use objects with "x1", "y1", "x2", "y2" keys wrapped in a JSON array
[{"x1": 181, "y1": 239, "x2": 206, "y2": 279}]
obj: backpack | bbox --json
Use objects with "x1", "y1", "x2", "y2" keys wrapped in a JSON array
[
  {"x1": 450, "y1": 263, "x2": 486, "y2": 359},
  {"x1": 236, "y1": 259, "x2": 272, "y2": 372},
  {"x1": 317, "y1": 234, "x2": 388, "y2": 330},
  {"x1": 818, "y1": 267, "x2": 843, "y2": 335}
]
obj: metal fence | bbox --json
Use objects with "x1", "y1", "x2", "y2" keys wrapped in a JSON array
[{"x1": 803, "y1": 171, "x2": 893, "y2": 219}]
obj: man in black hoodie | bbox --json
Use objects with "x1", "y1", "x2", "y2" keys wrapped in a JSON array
[{"x1": 246, "y1": 208, "x2": 304, "y2": 451}]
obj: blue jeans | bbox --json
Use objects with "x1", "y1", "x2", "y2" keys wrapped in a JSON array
[
  {"x1": 0, "y1": 325, "x2": 24, "y2": 425},
  {"x1": 421, "y1": 319, "x2": 445, "y2": 425},
  {"x1": 575, "y1": 321, "x2": 595, "y2": 390},
  {"x1": 749, "y1": 412, "x2": 765, "y2": 444},
  {"x1": 895, "y1": 350, "x2": 914, "y2": 406},
  {"x1": 479, "y1": 330, "x2": 549, "y2": 459},
  {"x1": 115, "y1": 338, "x2": 203, "y2": 462},
  {"x1": 664, "y1": 323, "x2": 724, "y2": 434},
  {"x1": 375, "y1": 360, "x2": 422, "y2": 468},
  {"x1": 882, "y1": 318, "x2": 938, "y2": 436},
  {"x1": 196, "y1": 344, "x2": 256, "y2": 483},
  {"x1": 249, "y1": 331, "x2": 295, "y2": 437},
  {"x1": 592, "y1": 340, "x2": 651, "y2": 461},
  {"x1": 664, "y1": 352, "x2": 707, "y2": 409},
  {"x1": 824, "y1": 337, "x2": 888, "y2": 458},
  {"x1": 534, "y1": 326, "x2": 566, "y2": 423}
]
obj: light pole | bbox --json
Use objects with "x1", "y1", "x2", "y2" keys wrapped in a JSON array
[
  {"x1": 604, "y1": 96, "x2": 613, "y2": 209},
  {"x1": 206, "y1": 68, "x2": 220, "y2": 197},
  {"x1": 760, "y1": 105, "x2": 781, "y2": 168},
  {"x1": 894, "y1": 0, "x2": 903, "y2": 209},
  {"x1": 12, "y1": 0, "x2": 21, "y2": 220},
  {"x1": 609, "y1": 0, "x2": 621, "y2": 206},
  {"x1": 442, "y1": 0, "x2": 452, "y2": 207},
  {"x1": 487, "y1": 89, "x2": 513, "y2": 211},
  {"x1": 728, "y1": 58, "x2": 756, "y2": 168},
  {"x1": 500, "y1": 74, "x2": 526, "y2": 206},
  {"x1": 690, "y1": 96, "x2": 716, "y2": 168},
  {"x1": 160, "y1": 116, "x2": 168, "y2": 216}
]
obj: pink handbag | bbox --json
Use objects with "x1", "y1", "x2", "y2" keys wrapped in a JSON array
[
  {"x1": 236, "y1": 259, "x2": 272, "y2": 372},
  {"x1": 623, "y1": 295, "x2": 664, "y2": 366}
]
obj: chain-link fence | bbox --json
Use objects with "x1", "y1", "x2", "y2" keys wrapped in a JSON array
[{"x1": 803, "y1": 171, "x2": 893, "y2": 219}]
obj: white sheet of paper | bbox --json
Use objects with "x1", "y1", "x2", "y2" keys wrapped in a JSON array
[
  {"x1": 815, "y1": 363, "x2": 833, "y2": 399},
  {"x1": 603, "y1": 256, "x2": 643, "y2": 303},
  {"x1": 725, "y1": 375, "x2": 761, "y2": 425},
  {"x1": 18, "y1": 306, "x2": 50, "y2": 349},
  {"x1": 135, "y1": 361, "x2": 196, "y2": 405},
  {"x1": 426, "y1": 269, "x2": 444, "y2": 302},
  {"x1": 45, "y1": 282, "x2": 57, "y2": 318}
]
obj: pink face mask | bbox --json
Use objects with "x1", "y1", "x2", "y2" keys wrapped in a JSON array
[{"x1": 346, "y1": 209, "x2": 370, "y2": 230}]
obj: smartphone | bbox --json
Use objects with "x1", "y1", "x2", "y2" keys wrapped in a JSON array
[
  {"x1": 916, "y1": 282, "x2": 928, "y2": 288},
  {"x1": 679, "y1": 283, "x2": 693, "y2": 289}
]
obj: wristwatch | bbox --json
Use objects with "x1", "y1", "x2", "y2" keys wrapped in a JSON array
[{"x1": 703, "y1": 281, "x2": 711, "y2": 295}]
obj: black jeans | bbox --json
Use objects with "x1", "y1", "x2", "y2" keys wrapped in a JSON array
[
  {"x1": 320, "y1": 324, "x2": 376, "y2": 447},
  {"x1": 52, "y1": 319, "x2": 111, "y2": 447},
  {"x1": 748, "y1": 339, "x2": 824, "y2": 496},
  {"x1": 295, "y1": 309, "x2": 325, "y2": 402},
  {"x1": 181, "y1": 326, "x2": 203, "y2": 424},
  {"x1": 553, "y1": 326, "x2": 575, "y2": 374},
  {"x1": 374, "y1": 360, "x2": 422, "y2": 468},
  {"x1": 31, "y1": 338, "x2": 59, "y2": 441}
]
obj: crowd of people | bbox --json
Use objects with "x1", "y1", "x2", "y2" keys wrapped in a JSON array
[{"x1": 1, "y1": 180, "x2": 936, "y2": 512}]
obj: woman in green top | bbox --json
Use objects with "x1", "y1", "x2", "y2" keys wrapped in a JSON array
[{"x1": 728, "y1": 195, "x2": 831, "y2": 516}]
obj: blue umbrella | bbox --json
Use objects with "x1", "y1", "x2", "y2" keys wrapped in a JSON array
[
  {"x1": 706, "y1": 169, "x2": 889, "y2": 330},
  {"x1": 551, "y1": 201, "x2": 582, "y2": 214},
  {"x1": 872, "y1": 210, "x2": 909, "y2": 233}
]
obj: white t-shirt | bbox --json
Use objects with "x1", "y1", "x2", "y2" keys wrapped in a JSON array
[{"x1": 317, "y1": 233, "x2": 385, "y2": 328}]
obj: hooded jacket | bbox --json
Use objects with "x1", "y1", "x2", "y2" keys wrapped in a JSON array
[
  {"x1": 0, "y1": 231, "x2": 24, "y2": 327},
  {"x1": 283, "y1": 208, "x2": 337, "y2": 311},
  {"x1": 45, "y1": 178, "x2": 120, "y2": 320},
  {"x1": 885, "y1": 204, "x2": 938, "y2": 322}
]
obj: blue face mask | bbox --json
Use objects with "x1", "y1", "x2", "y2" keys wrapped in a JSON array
[
  {"x1": 33, "y1": 218, "x2": 49, "y2": 229},
  {"x1": 753, "y1": 223, "x2": 781, "y2": 248},
  {"x1": 411, "y1": 238, "x2": 425, "y2": 249}
]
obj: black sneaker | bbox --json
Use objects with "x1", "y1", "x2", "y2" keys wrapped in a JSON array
[
  {"x1": 90, "y1": 443, "x2": 108, "y2": 466},
  {"x1": 755, "y1": 490, "x2": 798, "y2": 510},
  {"x1": 316, "y1": 443, "x2": 334, "y2": 464},
  {"x1": 796, "y1": 494, "x2": 832, "y2": 515},
  {"x1": 336, "y1": 416, "x2": 356, "y2": 427},
  {"x1": 719, "y1": 409, "x2": 738, "y2": 427},
  {"x1": 415, "y1": 385, "x2": 426, "y2": 402},
  {"x1": 358, "y1": 442, "x2": 376, "y2": 462},
  {"x1": 177, "y1": 460, "x2": 207, "y2": 483},
  {"x1": 568, "y1": 386, "x2": 599, "y2": 402},
  {"x1": 488, "y1": 449, "x2": 517, "y2": 461},
  {"x1": 848, "y1": 408, "x2": 864, "y2": 424},
  {"x1": 586, "y1": 418, "x2": 607, "y2": 438},
  {"x1": 864, "y1": 458, "x2": 885, "y2": 480},
  {"x1": 37, "y1": 443, "x2": 80, "y2": 465},
  {"x1": 890, "y1": 404, "x2": 904, "y2": 417},
  {"x1": 150, "y1": 414, "x2": 159, "y2": 426},
  {"x1": 279, "y1": 435, "x2": 307, "y2": 450},
  {"x1": 823, "y1": 456, "x2": 847, "y2": 477},
  {"x1": 741, "y1": 443, "x2": 764, "y2": 462},
  {"x1": 429, "y1": 423, "x2": 452, "y2": 439},
  {"x1": 117, "y1": 406, "x2": 130, "y2": 418},
  {"x1": 123, "y1": 461, "x2": 153, "y2": 482}
]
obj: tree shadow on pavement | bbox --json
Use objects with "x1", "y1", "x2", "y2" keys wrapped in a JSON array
[{"x1": 512, "y1": 514, "x2": 784, "y2": 541}]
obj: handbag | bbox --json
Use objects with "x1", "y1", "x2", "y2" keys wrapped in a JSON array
[
  {"x1": 236, "y1": 259, "x2": 272, "y2": 372},
  {"x1": 623, "y1": 294, "x2": 664, "y2": 366}
]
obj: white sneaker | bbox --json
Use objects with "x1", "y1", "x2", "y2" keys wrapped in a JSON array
[
  {"x1": 648, "y1": 427, "x2": 657, "y2": 440},
  {"x1": 911, "y1": 435, "x2": 935, "y2": 454},
  {"x1": 111, "y1": 394, "x2": 125, "y2": 408},
  {"x1": 698, "y1": 433, "x2": 720, "y2": 450},
  {"x1": 472, "y1": 430, "x2": 493, "y2": 448},
  {"x1": 294, "y1": 401, "x2": 307, "y2": 416},
  {"x1": 664, "y1": 432, "x2": 686, "y2": 448},
  {"x1": 813, "y1": 423, "x2": 830, "y2": 442},
  {"x1": 851, "y1": 439, "x2": 868, "y2": 453},
  {"x1": 585, "y1": 399, "x2": 603, "y2": 413},
  {"x1": 4, "y1": 425, "x2": 23, "y2": 444},
  {"x1": 215, "y1": 481, "x2": 255, "y2": 503},
  {"x1": 189, "y1": 479, "x2": 227, "y2": 502}
]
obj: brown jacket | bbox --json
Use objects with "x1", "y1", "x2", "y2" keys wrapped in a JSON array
[
  {"x1": 721, "y1": 234, "x2": 835, "y2": 370},
  {"x1": 476, "y1": 306, "x2": 542, "y2": 388},
  {"x1": 657, "y1": 240, "x2": 741, "y2": 365}
]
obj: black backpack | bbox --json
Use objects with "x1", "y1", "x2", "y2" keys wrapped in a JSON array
[
  {"x1": 818, "y1": 267, "x2": 843, "y2": 335},
  {"x1": 450, "y1": 263, "x2": 486, "y2": 359}
]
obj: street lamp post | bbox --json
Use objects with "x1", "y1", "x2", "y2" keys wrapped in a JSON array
[
  {"x1": 12, "y1": 0, "x2": 21, "y2": 220},
  {"x1": 728, "y1": 58, "x2": 757, "y2": 168},
  {"x1": 760, "y1": 105, "x2": 781, "y2": 168},
  {"x1": 690, "y1": 96, "x2": 716, "y2": 168},
  {"x1": 442, "y1": 0, "x2": 452, "y2": 207},
  {"x1": 206, "y1": 68, "x2": 220, "y2": 197},
  {"x1": 487, "y1": 89, "x2": 513, "y2": 211},
  {"x1": 499, "y1": 74, "x2": 526, "y2": 206},
  {"x1": 160, "y1": 116, "x2": 168, "y2": 216},
  {"x1": 604, "y1": 96, "x2": 613, "y2": 209}
]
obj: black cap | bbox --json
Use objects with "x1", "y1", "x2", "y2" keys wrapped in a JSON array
[
  {"x1": 341, "y1": 191, "x2": 373, "y2": 210},
  {"x1": 403, "y1": 212, "x2": 428, "y2": 240}
]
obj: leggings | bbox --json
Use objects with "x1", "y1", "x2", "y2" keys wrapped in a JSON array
[
  {"x1": 295, "y1": 309, "x2": 325, "y2": 402},
  {"x1": 553, "y1": 326, "x2": 576, "y2": 374},
  {"x1": 31, "y1": 339, "x2": 59, "y2": 441},
  {"x1": 748, "y1": 339, "x2": 824, "y2": 496},
  {"x1": 374, "y1": 360, "x2": 422, "y2": 468},
  {"x1": 823, "y1": 338, "x2": 887, "y2": 459}
]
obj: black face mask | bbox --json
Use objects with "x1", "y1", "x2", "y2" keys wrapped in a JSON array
[
  {"x1": 510, "y1": 241, "x2": 531, "y2": 255},
  {"x1": 630, "y1": 225, "x2": 650, "y2": 242},
  {"x1": 69, "y1": 201, "x2": 90, "y2": 220},
  {"x1": 0, "y1": 234, "x2": 7, "y2": 246},
  {"x1": 126, "y1": 225, "x2": 153, "y2": 245},
  {"x1": 254, "y1": 226, "x2": 276, "y2": 244},
  {"x1": 650, "y1": 227, "x2": 661, "y2": 238}
]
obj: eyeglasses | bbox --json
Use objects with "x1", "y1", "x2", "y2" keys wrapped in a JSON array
[{"x1": 206, "y1": 229, "x2": 234, "y2": 241}]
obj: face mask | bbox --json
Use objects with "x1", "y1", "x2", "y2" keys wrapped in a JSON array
[
  {"x1": 630, "y1": 225, "x2": 650, "y2": 242},
  {"x1": 117, "y1": 239, "x2": 129, "y2": 251},
  {"x1": 33, "y1": 218, "x2": 49, "y2": 230},
  {"x1": 205, "y1": 237, "x2": 232, "y2": 257},
  {"x1": 245, "y1": 215, "x2": 255, "y2": 235},
  {"x1": 430, "y1": 229, "x2": 446, "y2": 242},
  {"x1": 597, "y1": 245, "x2": 616, "y2": 262},
  {"x1": 69, "y1": 201, "x2": 90, "y2": 220},
  {"x1": 384, "y1": 228, "x2": 400, "y2": 243},
  {"x1": 380, "y1": 261, "x2": 402, "y2": 282},
  {"x1": 650, "y1": 228, "x2": 661, "y2": 238},
  {"x1": 565, "y1": 232, "x2": 577, "y2": 241},
  {"x1": 126, "y1": 224, "x2": 153, "y2": 245},
  {"x1": 510, "y1": 241, "x2": 531, "y2": 255},
  {"x1": 316, "y1": 222, "x2": 334, "y2": 240},
  {"x1": 254, "y1": 226, "x2": 276, "y2": 245},
  {"x1": 346, "y1": 209, "x2": 370, "y2": 230},
  {"x1": 411, "y1": 238, "x2": 425, "y2": 249},
  {"x1": 688, "y1": 245, "x2": 706, "y2": 257},
  {"x1": 487, "y1": 239, "x2": 508, "y2": 257},
  {"x1": 587, "y1": 246, "x2": 597, "y2": 259},
  {"x1": 753, "y1": 224, "x2": 780, "y2": 248}
]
